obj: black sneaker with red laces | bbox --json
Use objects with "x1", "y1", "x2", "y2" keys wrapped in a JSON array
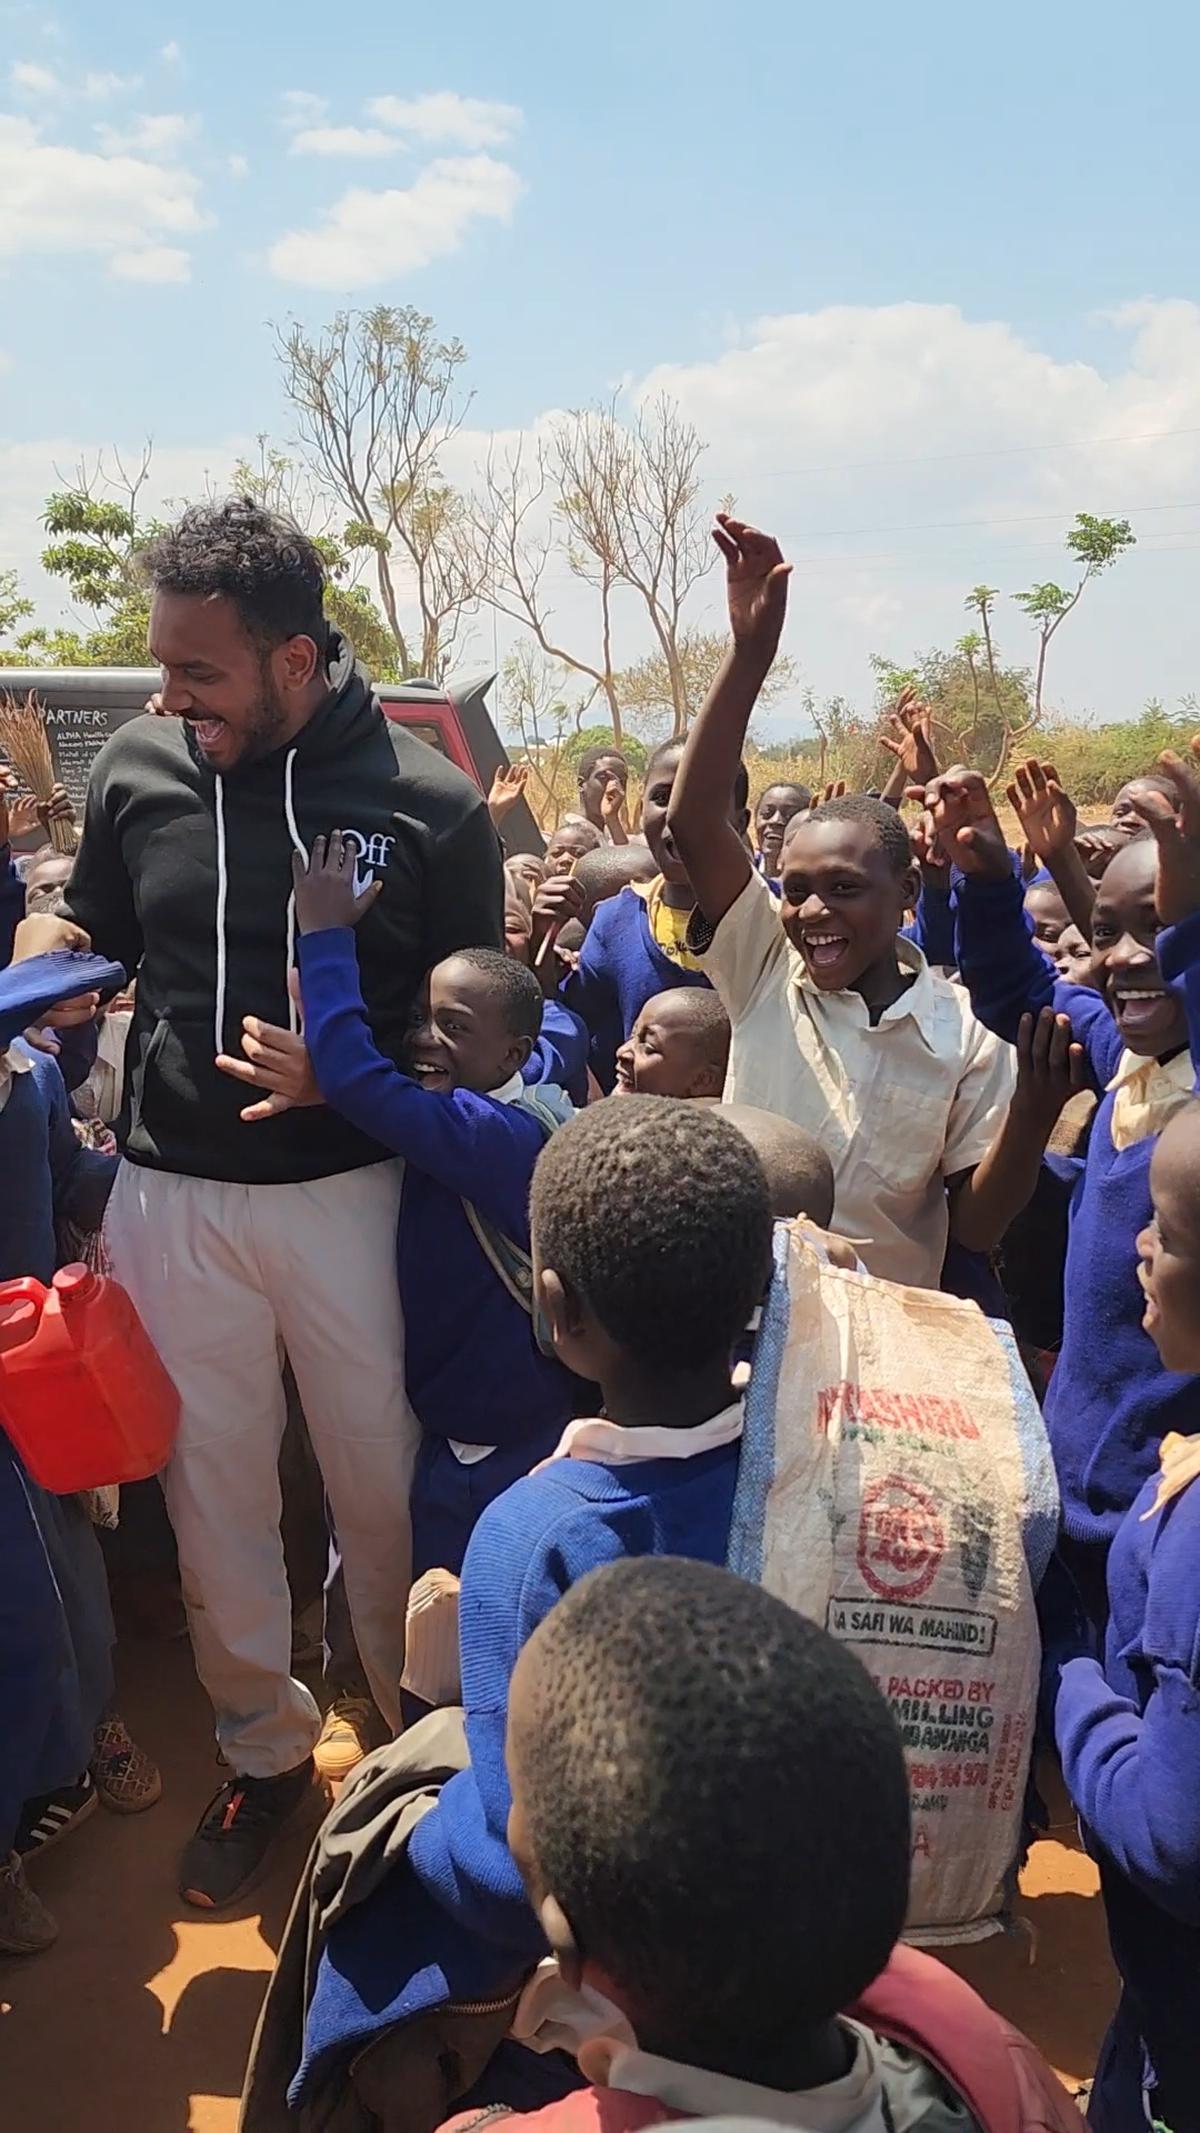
[{"x1": 179, "y1": 1758, "x2": 314, "y2": 1910}]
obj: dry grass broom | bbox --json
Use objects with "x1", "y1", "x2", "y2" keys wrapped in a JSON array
[{"x1": 0, "y1": 691, "x2": 78, "y2": 853}]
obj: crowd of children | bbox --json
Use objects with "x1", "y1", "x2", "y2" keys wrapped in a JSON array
[{"x1": 5, "y1": 498, "x2": 1200, "y2": 2133}]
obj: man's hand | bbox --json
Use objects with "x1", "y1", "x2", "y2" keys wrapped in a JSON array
[
  {"x1": 880, "y1": 688, "x2": 939, "y2": 786},
  {"x1": 1126, "y1": 736, "x2": 1200, "y2": 926},
  {"x1": 1012, "y1": 1008, "x2": 1087, "y2": 1133},
  {"x1": 1006, "y1": 758, "x2": 1077, "y2": 862},
  {"x1": 712, "y1": 514, "x2": 791, "y2": 664},
  {"x1": 915, "y1": 767, "x2": 1012, "y2": 881},
  {"x1": 487, "y1": 763, "x2": 530, "y2": 827},
  {"x1": 216, "y1": 972, "x2": 324, "y2": 1122},
  {"x1": 292, "y1": 831, "x2": 382, "y2": 935}
]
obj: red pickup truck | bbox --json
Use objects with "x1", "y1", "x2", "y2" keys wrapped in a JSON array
[{"x1": 0, "y1": 665, "x2": 545, "y2": 855}]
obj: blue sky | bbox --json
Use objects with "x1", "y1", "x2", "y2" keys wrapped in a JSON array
[{"x1": 4, "y1": 0, "x2": 1200, "y2": 733}]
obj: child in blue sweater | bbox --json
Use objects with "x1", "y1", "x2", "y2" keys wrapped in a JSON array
[
  {"x1": 290, "y1": 1096, "x2": 774, "y2": 2105},
  {"x1": 561, "y1": 745, "x2": 749, "y2": 1091},
  {"x1": 292, "y1": 833, "x2": 584, "y2": 1585},
  {"x1": 1045, "y1": 751, "x2": 1200, "y2": 2132},
  {"x1": 924, "y1": 761, "x2": 1199, "y2": 1625}
]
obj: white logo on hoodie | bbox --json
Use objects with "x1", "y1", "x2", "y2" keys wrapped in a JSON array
[{"x1": 341, "y1": 828, "x2": 397, "y2": 897}]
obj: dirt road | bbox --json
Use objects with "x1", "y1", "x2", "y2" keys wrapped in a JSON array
[{"x1": 2, "y1": 1635, "x2": 1113, "y2": 2131}]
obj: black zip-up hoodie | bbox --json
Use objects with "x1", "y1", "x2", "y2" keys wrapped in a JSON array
[{"x1": 64, "y1": 634, "x2": 503, "y2": 1185}]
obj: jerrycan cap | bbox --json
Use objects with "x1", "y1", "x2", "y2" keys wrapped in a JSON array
[{"x1": 53, "y1": 1264, "x2": 99, "y2": 1304}]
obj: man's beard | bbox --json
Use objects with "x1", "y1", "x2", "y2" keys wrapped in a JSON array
[{"x1": 236, "y1": 665, "x2": 291, "y2": 767}]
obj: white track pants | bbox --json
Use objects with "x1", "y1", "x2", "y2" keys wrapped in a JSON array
[{"x1": 104, "y1": 1160, "x2": 417, "y2": 1777}]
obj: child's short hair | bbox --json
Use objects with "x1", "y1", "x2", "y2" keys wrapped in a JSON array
[
  {"x1": 718, "y1": 1102, "x2": 835, "y2": 1224},
  {"x1": 794, "y1": 792, "x2": 913, "y2": 875},
  {"x1": 530, "y1": 1095, "x2": 772, "y2": 1370},
  {"x1": 443, "y1": 947, "x2": 544, "y2": 1044},
  {"x1": 577, "y1": 742, "x2": 628, "y2": 783},
  {"x1": 572, "y1": 843, "x2": 657, "y2": 914},
  {"x1": 512, "y1": 1555, "x2": 910, "y2": 2068},
  {"x1": 646, "y1": 739, "x2": 749, "y2": 816}
]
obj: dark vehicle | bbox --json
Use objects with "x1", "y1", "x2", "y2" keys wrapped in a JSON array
[{"x1": 0, "y1": 666, "x2": 544, "y2": 855}]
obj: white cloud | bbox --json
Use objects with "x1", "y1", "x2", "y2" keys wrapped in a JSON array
[
  {"x1": 10, "y1": 60, "x2": 60, "y2": 95},
  {"x1": 280, "y1": 89, "x2": 327, "y2": 130},
  {"x1": 110, "y1": 243, "x2": 190, "y2": 282},
  {"x1": 83, "y1": 69, "x2": 140, "y2": 99},
  {"x1": 0, "y1": 114, "x2": 207, "y2": 276},
  {"x1": 366, "y1": 91, "x2": 521, "y2": 149},
  {"x1": 227, "y1": 152, "x2": 249, "y2": 179},
  {"x1": 96, "y1": 111, "x2": 196, "y2": 159},
  {"x1": 268, "y1": 153, "x2": 522, "y2": 288},
  {"x1": 159, "y1": 40, "x2": 182, "y2": 64},
  {"x1": 289, "y1": 125, "x2": 398, "y2": 158}
]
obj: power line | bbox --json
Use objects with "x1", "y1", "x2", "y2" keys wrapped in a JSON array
[
  {"x1": 770, "y1": 498, "x2": 1200, "y2": 545},
  {"x1": 752, "y1": 423, "x2": 1200, "y2": 481}
]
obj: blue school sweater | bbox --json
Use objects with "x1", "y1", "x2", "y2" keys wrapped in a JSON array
[
  {"x1": 954, "y1": 875, "x2": 1200, "y2": 1574},
  {"x1": 562, "y1": 887, "x2": 710, "y2": 1092},
  {"x1": 297, "y1": 927, "x2": 580, "y2": 1450},
  {"x1": 1053, "y1": 1460, "x2": 1200, "y2": 2072},
  {"x1": 0, "y1": 1047, "x2": 115, "y2": 1285},
  {"x1": 0, "y1": 849, "x2": 23, "y2": 967},
  {"x1": 523, "y1": 997, "x2": 588, "y2": 1108},
  {"x1": 294, "y1": 1445, "x2": 740, "y2": 2100}
]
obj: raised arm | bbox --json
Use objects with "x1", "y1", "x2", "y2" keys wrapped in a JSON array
[
  {"x1": 948, "y1": 1008, "x2": 1086, "y2": 1252},
  {"x1": 1006, "y1": 758, "x2": 1096, "y2": 940},
  {"x1": 668, "y1": 515, "x2": 791, "y2": 928},
  {"x1": 879, "y1": 689, "x2": 938, "y2": 811}
]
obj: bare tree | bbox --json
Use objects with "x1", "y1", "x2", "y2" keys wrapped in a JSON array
[
  {"x1": 500, "y1": 643, "x2": 591, "y2": 818},
  {"x1": 275, "y1": 307, "x2": 481, "y2": 680},
  {"x1": 470, "y1": 395, "x2": 719, "y2": 744},
  {"x1": 615, "y1": 627, "x2": 797, "y2": 742}
]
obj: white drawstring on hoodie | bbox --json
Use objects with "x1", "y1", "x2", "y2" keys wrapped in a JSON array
[{"x1": 212, "y1": 747, "x2": 307, "y2": 1057}]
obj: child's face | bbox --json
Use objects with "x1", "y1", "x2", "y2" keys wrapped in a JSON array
[
  {"x1": 641, "y1": 748, "x2": 691, "y2": 887},
  {"x1": 1052, "y1": 924, "x2": 1095, "y2": 988},
  {"x1": 778, "y1": 817, "x2": 916, "y2": 990},
  {"x1": 23, "y1": 850, "x2": 73, "y2": 915},
  {"x1": 504, "y1": 894, "x2": 533, "y2": 966},
  {"x1": 614, "y1": 992, "x2": 725, "y2": 1099},
  {"x1": 1112, "y1": 778, "x2": 1178, "y2": 840},
  {"x1": 579, "y1": 753, "x2": 627, "y2": 823},
  {"x1": 1025, "y1": 881, "x2": 1070, "y2": 947},
  {"x1": 404, "y1": 956, "x2": 531, "y2": 1095},
  {"x1": 1090, "y1": 842, "x2": 1187, "y2": 1058},
  {"x1": 754, "y1": 785, "x2": 808, "y2": 876},
  {"x1": 1137, "y1": 1106, "x2": 1200, "y2": 1373},
  {"x1": 545, "y1": 824, "x2": 595, "y2": 878}
]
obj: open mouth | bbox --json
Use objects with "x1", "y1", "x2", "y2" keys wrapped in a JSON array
[
  {"x1": 802, "y1": 930, "x2": 851, "y2": 976},
  {"x1": 187, "y1": 717, "x2": 227, "y2": 751},
  {"x1": 1110, "y1": 985, "x2": 1176, "y2": 1039},
  {"x1": 614, "y1": 1058, "x2": 635, "y2": 1091},
  {"x1": 407, "y1": 1059, "x2": 452, "y2": 1091}
]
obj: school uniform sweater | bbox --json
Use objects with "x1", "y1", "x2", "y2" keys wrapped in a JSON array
[
  {"x1": 1053, "y1": 1461, "x2": 1200, "y2": 2096},
  {"x1": 297, "y1": 926, "x2": 580, "y2": 1450},
  {"x1": 0, "y1": 848, "x2": 23, "y2": 966},
  {"x1": 294, "y1": 1445, "x2": 740, "y2": 2101},
  {"x1": 524, "y1": 998, "x2": 589, "y2": 1109},
  {"x1": 0, "y1": 1046, "x2": 116, "y2": 1285},
  {"x1": 954, "y1": 875, "x2": 1200, "y2": 1577},
  {"x1": 562, "y1": 888, "x2": 710, "y2": 1093}
]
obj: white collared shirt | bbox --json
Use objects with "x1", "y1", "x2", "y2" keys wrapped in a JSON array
[
  {"x1": 701, "y1": 871, "x2": 1015, "y2": 1290},
  {"x1": 541, "y1": 1399, "x2": 744, "y2": 1470}
]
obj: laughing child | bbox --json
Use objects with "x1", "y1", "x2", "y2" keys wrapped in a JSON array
[
  {"x1": 1045, "y1": 771, "x2": 1200, "y2": 2131},
  {"x1": 927, "y1": 748, "x2": 1200, "y2": 1624},
  {"x1": 667, "y1": 516, "x2": 1029, "y2": 1292}
]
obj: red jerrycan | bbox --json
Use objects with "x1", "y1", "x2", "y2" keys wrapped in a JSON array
[{"x1": 0, "y1": 1264, "x2": 180, "y2": 1492}]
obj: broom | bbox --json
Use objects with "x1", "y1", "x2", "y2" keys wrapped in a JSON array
[{"x1": 0, "y1": 692, "x2": 78, "y2": 854}]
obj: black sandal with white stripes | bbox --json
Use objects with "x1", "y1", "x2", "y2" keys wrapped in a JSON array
[{"x1": 15, "y1": 1771, "x2": 98, "y2": 1858}]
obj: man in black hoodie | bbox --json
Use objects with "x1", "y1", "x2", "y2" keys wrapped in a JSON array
[{"x1": 56, "y1": 498, "x2": 503, "y2": 1908}]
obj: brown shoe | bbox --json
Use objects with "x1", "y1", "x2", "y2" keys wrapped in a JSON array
[
  {"x1": 313, "y1": 1695, "x2": 382, "y2": 1784},
  {"x1": 91, "y1": 1714, "x2": 163, "y2": 1814}
]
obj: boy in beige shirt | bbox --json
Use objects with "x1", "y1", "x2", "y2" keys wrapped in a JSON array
[{"x1": 669, "y1": 516, "x2": 1060, "y2": 1292}]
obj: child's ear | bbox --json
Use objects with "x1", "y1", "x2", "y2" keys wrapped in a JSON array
[
  {"x1": 689, "y1": 1060, "x2": 726, "y2": 1099},
  {"x1": 511, "y1": 1033, "x2": 535, "y2": 1071},
  {"x1": 537, "y1": 1890, "x2": 582, "y2": 1990},
  {"x1": 535, "y1": 1266, "x2": 583, "y2": 1351},
  {"x1": 899, "y1": 862, "x2": 922, "y2": 913}
]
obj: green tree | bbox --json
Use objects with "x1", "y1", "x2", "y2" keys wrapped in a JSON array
[
  {"x1": 1015, "y1": 512, "x2": 1135, "y2": 719},
  {"x1": 0, "y1": 569, "x2": 34, "y2": 652},
  {"x1": 14, "y1": 447, "x2": 160, "y2": 667}
]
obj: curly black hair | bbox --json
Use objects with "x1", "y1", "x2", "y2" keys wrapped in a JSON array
[
  {"x1": 141, "y1": 497, "x2": 328, "y2": 652},
  {"x1": 789, "y1": 791, "x2": 914, "y2": 875},
  {"x1": 513, "y1": 1556, "x2": 910, "y2": 2073},
  {"x1": 530, "y1": 1095, "x2": 772, "y2": 1370},
  {"x1": 438, "y1": 946, "x2": 545, "y2": 1044}
]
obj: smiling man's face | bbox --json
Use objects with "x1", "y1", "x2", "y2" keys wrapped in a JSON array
[{"x1": 149, "y1": 589, "x2": 309, "y2": 774}]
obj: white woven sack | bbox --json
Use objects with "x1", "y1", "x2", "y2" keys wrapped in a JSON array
[{"x1": 730, "y1": 1225, "x2": 1058, "y2": 1947}]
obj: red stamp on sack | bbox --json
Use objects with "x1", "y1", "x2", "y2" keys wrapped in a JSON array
[{"x1": 857, "y1": 1476, "x2": 945, "y2": 1602}]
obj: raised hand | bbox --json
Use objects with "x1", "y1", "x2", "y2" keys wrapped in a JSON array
[
  {"x1": 1012, "y1": 1008, "x2": 1088, "y2": 1132},
  {"x1": 1126, "y1": 736, "x2": 1200, "y2": 926},
  {"x1": 0, "y1": 769, "x2": 41, "y2": 844},
  {"x1": 487, "y1": 763, "x2": 531, "y2": 826},
  {"x1": 1006, "y1": 758, "x2": 1077, "y2": 862},
  {"x1": 712, "y1": 514, "x2": 791, "y2": 664},
  {"x1": 291, "y1": 831, "x2": 383, "y2": 935},
  {"x1": 598, "y1": 774, "x2": 627, "y2": 837},
  {"x1": 917, "y1": 767, "x2": 1011, "y2": 881},
  {"x1": 880, "y1": 688, "x2": 939, "y2": 786},
  {"x1": 808, "y1": 779, "x2": 848, "y2": 813}
]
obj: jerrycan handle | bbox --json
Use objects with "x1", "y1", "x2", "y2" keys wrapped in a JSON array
[{"x1": 0, "y1": 1275, "x2": 48, "y2": 1352}]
